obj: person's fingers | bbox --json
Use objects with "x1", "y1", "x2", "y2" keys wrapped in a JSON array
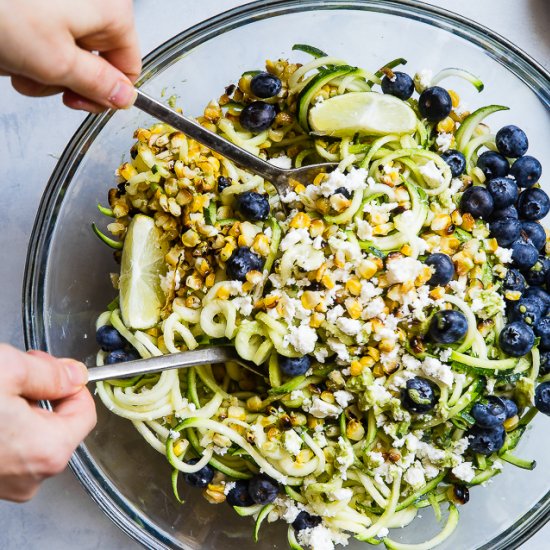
[
  {"x1": 102, "y1": 42, "x2": 141, "y2": 83},
  {"x1": 61, "y1": 48, "x2": 136, "y2": 109},
  {"x1": 27, "y1": 388, "x2": 96, "y2": 478},
  {"x1": 51, "y1": 387, "x2": 97, "y2": 441},
  {"x1": 62, "y1": 89, "x2": 106, "y2": 113},
  {"x1": 0, "y1": 345, "x2": 88, "y2": 400},
  {"x1": 10, "y1": 75, "x2": 64, "y2": 97}
]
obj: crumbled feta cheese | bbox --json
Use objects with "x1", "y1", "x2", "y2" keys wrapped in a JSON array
[
  {"x1": 439, "y1": 348, "x2": 452, "y2": 362},
  {"x1": 335, "y1": 437, "x2": 355, "y2": 480},
  {"x1": 326, "y1": 304, "x2": 345, "y2": 325},
  {"x1": 283, "y1": 430, "x2": 303, "y2": 456},
  {"x1": 319, "y1": 167, "x2": 368, "y2": 197},
  {"x1": 290, "y1": 390, "x2": 304, "y2": 401},
  {"x1": 454, "y1": 100, "x2": 469, "y2": 117},
  {"x1": 452, "y1": 461, "x2": 476, "y2": 482},
  {"x1": 285, "y1": 324, "x2": 318, "y2": 354},
  {"x1": 414, "y1": 69, "x2": 433, "y2": 92},
  {"x1": 386, "y1": 257, "x2": 424, "y2": 285},
  {"x1": 436, "y1": 132, "x2": 453, "y2": 152},
  {"x1": 275, "y1": 497, "x2": 302, "y2": 523},
  {"x1": 363, "y1": 296, "x2": 385, "y2": 319},
  {"x1": 314, "y1": 347, "x2": 329, "y2": 363},
  {"x1": 422, "y1": 356, "x2": 454, "y2": 386},
  {"x1": 360, "y1": 281, "x2": 383, "y2": 302},
  {"x1": 269, "y1": 155, "x2": 292, "y2": 169},
  {"x1": 298, "y1": 525, "x2": 349, "y2": 550},
  {"x1": 232, "y1": 296, "x2": 253, "y2": 316},
  {"x1": 356, "y1": 219, "x2": 373, "y2": 240},
  {"x1": 366, "y1": 451, "x2": 385, "y2": 467},
  {"x1": 419, "y1": 160, "x2": 445, "y2": 188},
  {"x1": 453, "y1": 437, "x2": 469, "y2": 455},
  {"x1": 336, "y1": 317, "x2": 363, "y2": 336},
  {"x1": 334, "y1": 390, "x2": 354, "y2": 408},
  {"x1": 305, "y1": 397, "x2": 342, "y2": 419},
  {"x1": 328, "y1": 235, "x2": 362, "y2": 261},
  {"x1": 224, "y1": 481, "x2": 237, "y2": 495},
  {"x1": 404, "y1": 461, "x2": 426, "y2": 489},
  {"x1": 495, "y1": 247, "x2": 513, "y2": 264},
  {"x1": 327, "y1": 338, "x2": 350, "y2": 362}
]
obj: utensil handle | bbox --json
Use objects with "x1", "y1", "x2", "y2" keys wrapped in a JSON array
[
  {"x1": 134, "y1": 89, "x2": 283, "y2": 183},
  {"x1": 87, "y1": 346, "x2": 239, "y2": 382}
]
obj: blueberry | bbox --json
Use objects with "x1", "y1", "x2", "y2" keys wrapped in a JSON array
[
  {"x1": 467, "y1": 425, "x2": 505, "y2": 455},
  {"x1": 490, "y1": 205, "x2": 518, "y2": 221},
  {"x1": 524, "y1": 287, "x2": 550, "y2": 313},
  {"x1": 279, "y1": 354, "x2": 312, "y2": 377},
  {"x1": 521, "y1": 221, "x2": 546, "y2": 251},
  {"x1": 425, "y1": 253, "x2": 455, "y2": 286},
  {"x1": 486, "y1": 177, "x2": 518, "y2": 209},
  {"x1": 292, "y1": 511, "x2": 322, "y2": 532},
  {"x1": 235, "y1": 191, "x2": 270, "y2": 221},
  {"x1": 428, "y1": 310, "x2": 468, "y2": 344},
  {"x1": 226, "y1": 480, "x2": 254, "y2": 507},
  {"x1": 441, "y1": 149, "x2": 466, "y2": 177},
  {"x1": 96, "y1": 325, "x2": 126, "y2": 351},
  {"x1": 501, "y1": 398, "x2": 518, "y2": 419},
  {"x1": 535, "y1": 382, "x2": 550, "y2": 415},
  {"x1": 535, "y1": 317, "x2": 550, "y2": 350},
  {"x1": 499, "y1": 321, "x2": 535, "y2": 356},
  {"x1": 460, "y1": 186, "x2": 494, "y2": 219},
  {"x1": 183, "y1": 458, "x2": 215, "y2": 488},
  {"x1": 539, "y1": 351, "x2": 550, "y2": 375},
  {"x1": 418, "y1": 86, "x2": 452, "y2": 122},
  {"x1": 496, "y1": 125, "x2": 529, "y2": 158},
  {"x1": 503, "y1": 268, "x2": 526, "y2": 293},
  {"x1": 240, "y1": 101, "x2": 277, "y2": 132},
  {"x1": 381, "y1": 71, "x2": 414, "y2": 100},
  {"x1": 105, "y1": 349, "x2": 140, "y2": 364},
  {"x1": 511, "y1": 239, "x2": 539, "y2": 270},
  {"x1": 334, "y1": 187, "x2": 352, "y2": 199},
  {"x1": 471, "y1": 396, "x2": 507, "y2": 428},
  {"x1": 524, "y1": 256, "x2": 550, "y2": 287},
  {"x1": 517, "y1": 188, "x2": 550, "y2": 221},
  {"x1": 510, "y1": 156, "x2": 542, "y2": 188},
  {"x1": 477, "y1": 151, "x2": 510, "y2": 180},
  {"x1": 250, "y1": 72, "x2": 282, "y2": 99},
  {"x1": 401, "y1": 377, "x2": 437, "y2": 413},
  {"x1": 489, "y1": 217, "x2": 521, "y2": 247},
  {"x1": 248, "y1": 475, "x2": 279, "y2": 504},
  {"x1": 508, "y1": 297, "x2": 544, "y2": 326},
  {"x1": 218, "y1": 176, "x2": 232, "y2": 192},
  {"x1": 226, "y1": 247, "x2": 264, "y2": 281}
]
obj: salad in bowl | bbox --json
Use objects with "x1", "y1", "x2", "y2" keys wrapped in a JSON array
[{"x1": 91, "y1": 45, "x2": 548, "y2": 550}]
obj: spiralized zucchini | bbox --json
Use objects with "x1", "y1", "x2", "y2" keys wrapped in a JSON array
[{"x1": 93, "y1": 46, "x2": 546, "y2": 550}]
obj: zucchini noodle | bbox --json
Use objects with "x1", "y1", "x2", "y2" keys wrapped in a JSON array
[{"x1": 93, "y1": 45, "x2": 546, "y2": 550}]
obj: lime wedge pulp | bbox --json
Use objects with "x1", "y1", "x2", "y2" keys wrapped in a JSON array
[
  {"x1": 309, "y1": 91, "x2": 417, "y2": 137},
  {"x1": 119, "y1": 214, "x2": 169, "y2": 329}
]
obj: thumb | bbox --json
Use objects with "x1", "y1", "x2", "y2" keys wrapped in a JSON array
[
  {"x1": 17, "y1": 350, "x2": 89, "y2": 401},
  {"x1": 61, "y1": 48, "x2": 136, "y2": 109}
]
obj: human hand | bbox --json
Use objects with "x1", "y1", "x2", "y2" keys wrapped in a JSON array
[
  {"x1": 0, "y1": 345, "x2": 96, "y2": 502},
  {"x1": 0, "y1": 0, "x2": 141, "y2": 112}
]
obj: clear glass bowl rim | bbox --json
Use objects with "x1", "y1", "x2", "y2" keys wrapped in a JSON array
[{"x1": 23, "y1": 1, "x2": 550, "y2": 549}]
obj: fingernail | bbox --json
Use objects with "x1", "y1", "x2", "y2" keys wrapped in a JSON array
[
  {"x1": 108, "y1": 80, "x2": 136, "y2": 109},
  {"x1": 61, "y1": 359, "x2": 89, "y2": 386}
]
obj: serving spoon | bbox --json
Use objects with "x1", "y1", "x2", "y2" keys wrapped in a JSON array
[
  {"x1": 133, "y1": 89, "x2": 337, "y2": 196},
  {"x1": 88, "y1": 345, "x2": 264, "y2": 383},
  {"x1": 88, "y1": 92, "x2": 337, "y2": 383}
]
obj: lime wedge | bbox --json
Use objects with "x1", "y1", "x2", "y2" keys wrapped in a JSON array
[
  {"x1": 119, "y1": 214, "x2": 169, "y2": 329},
  {"x1": 309, "y1": 91, "x2": 417, "y2": 137}
]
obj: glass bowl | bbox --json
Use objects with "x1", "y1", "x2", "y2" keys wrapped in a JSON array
[{"x1": 24, "y1": 1, "x2": 550, "y2": 549}]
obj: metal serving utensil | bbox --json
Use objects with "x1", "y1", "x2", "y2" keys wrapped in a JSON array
[
  {"x1": 87, "y1": 345, "x2": 264, "y2": 383},
  {"x1": 133, "y1": 89, "x2": 337, "y2": 196}
]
